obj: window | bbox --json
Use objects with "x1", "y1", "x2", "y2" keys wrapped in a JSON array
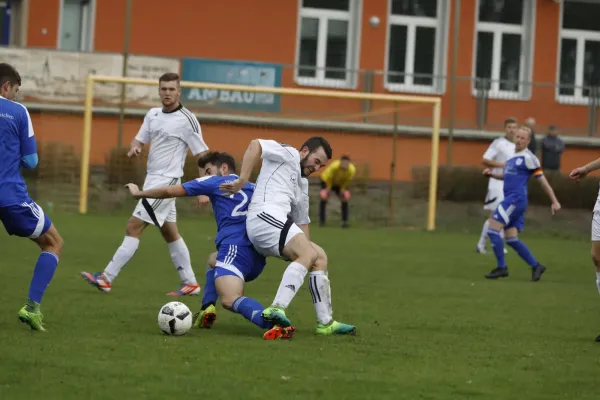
[
  {"x1": 558, "y1": 1, "x2": 600, "y2": 103},
  {"x1": 473, "y1": 0, "x2": 536, "y2": 99},
  {"x1": 295, "y1": 0, "x2": 361, "y2": 88},
  {"x1": 58, "y1": 0, "x2": 95, "y2": 52},
  {"x1": 385, "y1": 0, "x2": 450, "y2": 94},
  {"x1": 0, "y1": 0, "x2": 25, "y2": 46}
]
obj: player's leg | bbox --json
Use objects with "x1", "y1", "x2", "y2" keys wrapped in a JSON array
[
  {"x1": 160, "y1": 202, "x2": 199, "y2": 296},
  {"x1": 503, "y1": 210, "x2": 546, "y2": 281},
  {"x1": 484, "y1": 205, "x2": 509, "y2": 279},
  {"x1": 336, "y1": 187, "x2": 350, "y2": 228},
  {"x1": 81, "y1": 214, "x2": 146, "y2": 292},
  {"x1": 478, "y1": 189, "x2": 507, "y2": 254},
  {"x1": 194, "y1": 252, "x2": 218, "y2": 329},
  {"x1": 319, "y1": 180, "x2": 330, "y2": 227}
]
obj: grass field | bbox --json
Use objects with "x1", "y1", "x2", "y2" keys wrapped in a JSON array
[{"x1": 0, "y1": 213, "x2": 599, "y2": 400}]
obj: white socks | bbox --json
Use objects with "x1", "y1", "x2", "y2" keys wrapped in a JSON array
[
  {"x1": 272, "y1": 262, "x2": 308, "y2": 309},
  {"x1": 104, "y1": 236, "x2": 140, "y2": 282},
  {"x1": 309, "y1": 270, "x2": 333, "y2": 325},
  {"x1": 168, "y1": 238, "x2": 197, "y2": 285},
  {"x1": 596, "y1": 272, "x2": 600, "y2": 295}
]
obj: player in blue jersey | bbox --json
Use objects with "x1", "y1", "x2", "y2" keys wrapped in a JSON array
[
  {"x1": 482, "y1": 125, "x2": 561, "y2": 281},
  {"x1": 125, "y1": 151, "x2": 295, "y2": 339},
  {"x1": 0, "y1": 63, "x2": 64, "y2": 331}
]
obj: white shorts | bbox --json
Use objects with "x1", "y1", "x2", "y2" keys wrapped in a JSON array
[
  {"x1": 483, "y1": 188, "x2": 504, "y2": 211},
  {"x1": 246, "y1": 210, "x2": 303, "y2": 259},
  {"x1": 132, "y1": 175, "x2": 180, "y2": 226},
  {"x1": 592, "y1": 201, "x2": 600, "y2": 241}
]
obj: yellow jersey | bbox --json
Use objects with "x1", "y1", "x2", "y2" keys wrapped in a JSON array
[{"x1": 320, "y1": 160, "x2": 356, "y2": 190}]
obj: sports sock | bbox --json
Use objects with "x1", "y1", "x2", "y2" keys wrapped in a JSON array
[
  {"x1": 28, "y1": 251, "x2": 59, "y2": 307},
  {"x1": 309, "y1": 270, "x2": 333, "y2": 325},
  {"x1": 232, "y1": 296, "x2": 273, "y2": 329},
  {"x1": 272, "y1": 262, "x2": 308, "y2": 309},
  {"x1": 596, "y1": 272, "x2": 600, "y2": 295},
  {"x1": 506, "y1": 237, "x2": 538, "y2": 267},
  {"x1": 104, "y1": 236, "x2": 139, "y2": 282},
  {"x1": 319, "y1": 200, "x2": 327, "y2": 224},
  {"x1": 478, "y1": 219, "x2": 490, "y2": 248},
  {"x1": 168, "y1": 238, "x2": 197, "y2": 285},
  {"x1": 488, "y1": 229, "x2": 506, "y2": 268},
  {"x1": 202, "y1": 267, "x2": 218, "y2": 308},
  {"x1": 341, "y1": 202, "x2": 349, "y2": 223}
]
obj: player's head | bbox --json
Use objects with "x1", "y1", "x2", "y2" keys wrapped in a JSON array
[
  {"x1": 504, "y1": 117, "x2": 518, "y2": 141},
  {"x1": 299, "y1": 136, "x2": 333, "y2": 177},
  {"x1": 0, "y1": 63, "x2": 21, "y2": 101},
  {"x1": 197, "y1": 151, "x2": 237, "y2": 176},
  {"x1": 158, "y1": 72, "x2": 180, "y2": 109},
  {"x1": 340, "y1": 155, "x2": 351, "y2": 170},
  {"x1": 514, "y1": 125, "x2": 532, "y2": 152}
]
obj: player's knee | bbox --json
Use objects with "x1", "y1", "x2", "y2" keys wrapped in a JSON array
[
  {"x1": 220, "y1": 295, "x2": 235, "y2": 310},
  {"x1": 592, "y1": 253, "x2": 600, "y2": 268},
  {"x1": 38, "y1": 226, "x2": 64, "y2": 257},
  {"x1": 298, "y1": 247, "x2": 318, "y2": 267},
  {"x1": 311, "y1": 243, "x2": 328, "y2": 271},
  {"x1": 125, "y1": 217, "x2": 145, "y2": 238},
  {"x1": 160, "y1": 223, "x2": 180, "y2": 243},
  {"x1": 207, "y1": 252, "x2": 217, "y2": 268}
]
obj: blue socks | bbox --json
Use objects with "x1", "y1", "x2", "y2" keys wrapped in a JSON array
[
  {"x1": 232, "y1": 296, "x2": 273, "y2": 329},
  {"x1": 201, "y1": 267, "x2": 218, "y2": 308},
  {"x1": 488, "y1": 229, "x2": 506, "y2": 268},
  {"x1": 506, "y1": 237, "x2": 538, "y2": 267},
  {"x1": 28, "y1": 251, "x2": 59, "y2": 306}
]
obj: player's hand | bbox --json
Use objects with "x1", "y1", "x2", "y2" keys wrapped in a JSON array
[
  {"x1": 127, "y1": 147, "x2": 142, "y2": 158},
  {"x1": 482, "y1": 168, "x2": 492, "y2": 177},
  {"x1": 125, "y1": 183, "x2": 141, "y2": 198},
  {"x1": 551, "y1": 201, "x2": 561, "y2": 215},
  {"x1": 320, "y1": 189, "x2": 330, "y2": 200},
  {"x1": 196, "y1": 195, "x2": 210, "y2": 208},
  {"x1": 219, "y1": 178, "x2": 246, "y2": 195},
  {"x1": 341, "y1": 190, "x2": 351, "y2": 201},
  {"x1": 569, "y1": 166, "x2": 588, "y2": 181}
]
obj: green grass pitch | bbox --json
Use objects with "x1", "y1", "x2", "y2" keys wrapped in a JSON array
[{"x1": 0, "y1": 213, "x2": 599, "y2": 399}]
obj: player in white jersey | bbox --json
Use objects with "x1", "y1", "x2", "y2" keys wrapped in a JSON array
[
  {"x1": 476, "y1": 118, "x2": 517, "y2": 254},
  {"x1": 569, "y1": 158, "x2": 600, "y2": 342},
  {"x1": 220, "y1": 137, "x2": 356, "y2": 339},
  {"x1": 81, "y1": 72, "x2": 209, "y2": 296}
]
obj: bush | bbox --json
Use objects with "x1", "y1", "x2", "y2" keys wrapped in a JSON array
[
  {"x1": 412, "y1": 165, "x2": 599, "y2": 210},
  {"x1": 36, "y1": 142, "x2": 80, "y2": 184}
]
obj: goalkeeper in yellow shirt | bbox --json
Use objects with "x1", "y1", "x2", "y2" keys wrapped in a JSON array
[{"x1": 319, "y1": 155, "x2": 356, "y2": 228}]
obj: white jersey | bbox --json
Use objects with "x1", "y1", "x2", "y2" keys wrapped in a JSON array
[
  {"x1": 482, "y1": 136, "x2": 515, "y2": 190},
  {"x1": 248, "y1": 139, "x2": 310, "y2": 225},
  {"x1": 135, "y1": 105, "x2": 208, "y2": 178}
]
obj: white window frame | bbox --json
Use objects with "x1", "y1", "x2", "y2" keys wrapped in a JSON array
[
  {"x1": 57, "y1": 0, "x2": 96, "y2": 52},
  {"x1": 294, "y1": 0, "x2": 362, "y2": 89},
  {"x1": 384, "y1": 0, "x2": 450, "y2": 95},
  {"x1": 556, "y1": 1, "x2": 600, "y2": 105},
  {"x1": 471, "y1": 0, "x2": 536, "y2": 100}
]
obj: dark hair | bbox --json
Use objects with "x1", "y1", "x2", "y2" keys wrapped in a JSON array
[
  {"x1": 0, "y1": 63, "x2": 21, "y2": 87},
  {"x1": 301, "y1": 136, "x2": 332, "y2": 160},
  {"x1": 504, "y1": 117, "x2": 518, "y2": 127},
  {"x1": 159, "y1": 72, "x2": 180, "y2": 84},
  {"x1": 197, "y1": 151, "x2": 236, "y2": 173},
  {"x1": 340, "y1": 155, "x2": 350, "y2": 161}
]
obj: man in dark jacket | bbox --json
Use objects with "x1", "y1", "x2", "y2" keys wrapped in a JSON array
[
  {"x1": 525, "y1": 117, "x2": 537, "y2": 154},
  {"x1": 541, "y1": 125, "x2": 565, "y2": 171}
]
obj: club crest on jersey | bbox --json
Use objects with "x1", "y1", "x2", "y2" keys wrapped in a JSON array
[
  {"x1": 516, "y1": 158, "x2": 523, "y2": 165},
  {"x1": 290, "y1": 174, "x2": 297, "y2": 184}
]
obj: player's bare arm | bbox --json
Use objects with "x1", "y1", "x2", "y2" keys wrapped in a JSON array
[
  {"x1": 570, "y1": 158, "x2": 600, "y2": 180},
  {"x1": 219, "y1": 139, "x2": 262, "y2": 194},
  {"x1": 125, "y1": 183, "x2": 187, "y2": 199},
  {"x1": 536, "y1": 176, "x2": 561, "y2": 214},
  {"x1": 483, "y1": 168, "x2": 504, "y2": 180},
  {"x1": 482, "y1": 158, "x2": 504, "y2": 169},
  {"x1": 298, "y1": 224, "x2": 310, "y2": 240},
  {"x1": 127, "y1": 139, "x2": 144, "y2": 158}
]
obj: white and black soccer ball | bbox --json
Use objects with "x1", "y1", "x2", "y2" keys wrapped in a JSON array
[{"x1": 157, "y1": 302, "x2": 192, "y2": 336}]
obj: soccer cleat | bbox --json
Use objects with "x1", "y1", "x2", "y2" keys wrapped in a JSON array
[
  {"x1": 261, "y1": 306, "x2": 292, "y2": 328},
  {"x1": 192, "y1": 304, "x2": 217, "y2": 329},
  {"x1": 167, "y1": 284, "x2": 200, "y2": 296},
  {"x1": 263, "y1": 325, "x2": 296, "y2": 340},
  {"x1": 476, "y1": 244, "x2": 488, "y2": 254},
  {"x1": 81, "y1": 271, "x2": 112, "y2": 292},
  {"x1": 315, "y1": 320, "x2": 356, "y2": 336},
  {"x1": 595, "y1": 334, "x2": 600, "y2": 342},
  {"x1": 18, "y1": 306, "x2": 45, "y2": 331},
  {"x1": 531, "y1": 263, "x2": 546, "y2": 282},
  {"x1": 485, "y1": 267, "x2": 509, "y2": 279}
]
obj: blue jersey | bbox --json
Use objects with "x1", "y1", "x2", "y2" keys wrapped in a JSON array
[
  {"x1": 0, "y1": 97, "x2": 37, "y2": 207},
  {"x1": 503, "y1": 150, "x2": 543, "y2": 203},
  {"x1": 182, "y1": 174, "x2": 254, "y2": 247}
]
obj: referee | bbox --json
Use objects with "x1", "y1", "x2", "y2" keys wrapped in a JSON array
[{"x1": 319, "y1": 155, "x2": 356, "y2": 228}]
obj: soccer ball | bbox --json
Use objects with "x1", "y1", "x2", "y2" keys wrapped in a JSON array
[{"x1": 157, "y1": 302, "x2": 192, "y2": 336}]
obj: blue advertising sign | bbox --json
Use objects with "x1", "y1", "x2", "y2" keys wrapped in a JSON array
[{"x1": 181, "y1": 58, "x2": 282, "y2": 113}]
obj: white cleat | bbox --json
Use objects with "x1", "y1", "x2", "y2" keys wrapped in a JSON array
[{"x1": 476, "y1": 245, "x2": 488, "y2": 254}]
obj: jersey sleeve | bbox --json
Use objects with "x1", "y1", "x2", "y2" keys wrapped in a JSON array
[
  {"x1": 134, "y1": 111, "x2": 152, "y2": 144},
  {"x1": 482, "y1": 139, "x2": 499, "y2": 160},
  {"x1": 184, "y1": 126, "x2": 209, "y2": 156},
  {"x1": 18, "y1": 106, "x2": 36, "y2": 157},
  {"x1": 291, "y1": 178, "x2": 311, "y2": 225},
  {"x1": 258, "y1": 139, "x2": 296, "y2": 163},
  {"x1": 525, "y1": 153, "x2": 543, "y2": 178},
  {"x1": 181, "y1": 176, "x2": 221, "y2": 196}
]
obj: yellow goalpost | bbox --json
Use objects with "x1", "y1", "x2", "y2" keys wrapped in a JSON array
[{"x1": 79, "y1": 74, "x2": 442, "y2": 230}]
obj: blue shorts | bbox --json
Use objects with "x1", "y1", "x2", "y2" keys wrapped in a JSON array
[
  {"x1": 492, "y1": 199, "x2": 526, "y2": 232},
  {"x1": 214, "y1": 244, "x2": 266, "y2": 283},
  {"x1": 0, "y1": 200, "x2": 52, "y2": 239}
]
